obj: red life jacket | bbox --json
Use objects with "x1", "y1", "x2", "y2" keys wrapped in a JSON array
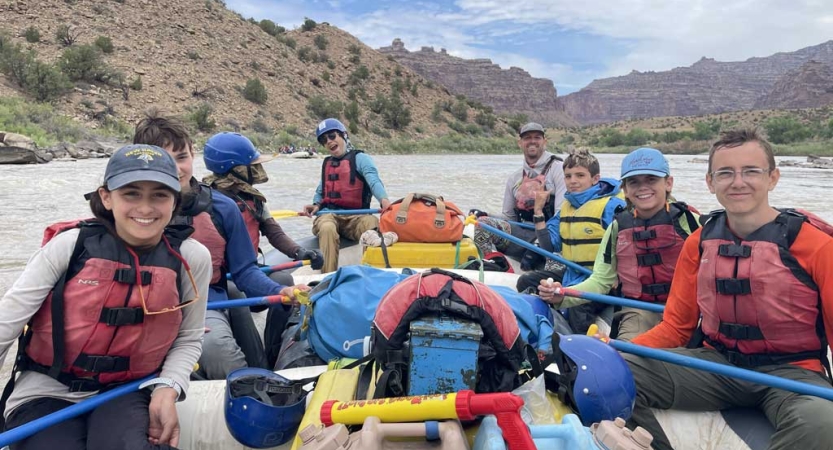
[
  {"x1": 513, "y1": 155, "x2": 560, "y2": 222},
  {"x1": 23, "y1": 220, "x2": 189, "y2": 391},
  {"x1": 696, "y1": 209, "x2": 829, "y2": 367},
  {"x1": 320, "y1": 150, "x2": 370, "y2": 210},
  {"x1": 236, "y1": 197, "x2": 264, "y2": 253},
  {"x1": 172, "y1": 184, "x2": 228, "y2": 285},
  {"x1": 371, "y1": 269, "x2": 526, "y2": 396},
  {"x1": 610, "y1": 202, "x2": 699, "y2": 302}
]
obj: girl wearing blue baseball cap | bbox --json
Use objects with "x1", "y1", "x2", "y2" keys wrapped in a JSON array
[
  {"x1": 539, "y1": 147, "x2": 701, "y2": 341},
  {"x1": 0, "y1": 144, "x2": 211, "y2": 448}
]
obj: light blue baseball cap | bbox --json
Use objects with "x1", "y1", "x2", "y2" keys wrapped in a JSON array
[{"x1": 620, "y1": 147, "x2": 670, "y2": 179}]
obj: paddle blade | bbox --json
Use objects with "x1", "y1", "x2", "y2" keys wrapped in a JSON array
[{"x1": 271, "y1": 210, "x2": 301, "y2": 219}]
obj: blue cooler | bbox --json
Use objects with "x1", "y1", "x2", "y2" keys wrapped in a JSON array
[{"x1": 407, "y1": 315, "x2": 483, "y2": 396}]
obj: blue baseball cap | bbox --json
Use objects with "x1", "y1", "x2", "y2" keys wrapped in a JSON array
[
  {"x1": 620, "y1": 147, "x2": 670, "y2": 179},
  {"x1": 104, "y1": 144, "x2": 181, "y2": 192}
]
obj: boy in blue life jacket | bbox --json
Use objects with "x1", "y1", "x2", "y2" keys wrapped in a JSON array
[{"x1": 521, "y1": 148, "x2": 625, "y2": 334}]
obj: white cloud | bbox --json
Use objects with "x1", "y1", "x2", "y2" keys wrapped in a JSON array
[{"x1": 227, "y1": 0, "x2": 833, "y2": 93}]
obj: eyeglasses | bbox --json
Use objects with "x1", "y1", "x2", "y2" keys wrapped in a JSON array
[
  {"x1": 126, "y1": 237, "x2": 200, "y2": 316},
  {"x1": 317, "y1": 131, "x2": 339, "y2": 146},
  {"x1": 709, "y1": 168, "x2": 771, "y2": 185}
]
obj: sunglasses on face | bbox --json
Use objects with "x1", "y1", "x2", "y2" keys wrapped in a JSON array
[{"x1": 318, "y1": 131, "x2": 340, "y2": 146}]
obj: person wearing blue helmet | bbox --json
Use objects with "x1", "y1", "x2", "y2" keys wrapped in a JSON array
[
  {"x1": 133, "y1": 111, "x2": 310, "y2": 381},
  {"x1": 301, "y1": 118, "x2": 391, "y2": 272},
  {"x1": 203, "y1": 132, "x2": 324, "y2": 369},
  {"x1": 539, "y1": 147, "x2": 700, "y2": 341}
]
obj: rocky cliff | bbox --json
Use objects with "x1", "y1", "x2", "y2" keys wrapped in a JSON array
[
  {"x1": 561, "y1": 41, "x2": 833, "y2": 124},
  {"x1": 378, "y1": 39, "x2": 576, "y2": 127},
  {"x1": 755, "y1": 60, "x2": 833, "y2": 110},
  {"x1": 0, "y1": 0, "x2": 486, "y2": 142}
]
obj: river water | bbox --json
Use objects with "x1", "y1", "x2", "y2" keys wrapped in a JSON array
[{"x1": 1, "y1": 153, "x2": 832, "y2": 296}]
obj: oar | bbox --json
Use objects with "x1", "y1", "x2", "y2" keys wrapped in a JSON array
[
  {"x1": 316, "y1": 208, "x2": 381, "y2": 216},
  {"x1": 555, "y1": 287, "x2": 665, "y2": 313},
  {"x1": 271, "y1": 210, "x2": 301, "y2": 219},
  {"x1": 465, "y1": 216, "x2": 592, "y2": 276},
  {"x1": 506, "y1": 220, "x2": 536, "y2": 230},
  {"x1": 225, "y1": 260, "x2": 309, "y2": 280},
  {"x1": 207, "y1": 290, "x2": 313, "y2": 310},
  {"x1": 208, "y1": 295, "x2": 290, "y2": 310},
  {"x1": 0, "y1": 375, "x2": 156, "y2": 447},
  {"x1": 584, "y1": 324, "x2": 833, "y2": 402},
  {"x1": 613, "y1": 339, "x2": 833, "y2": 402}
]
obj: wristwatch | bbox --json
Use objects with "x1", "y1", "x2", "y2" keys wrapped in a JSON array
[
  {"x1": 532, "y1": 215, "x2": 546, "y2": 224},
  {"x1": 139, "y1": 377, "x2": 183, "y2": 400}
]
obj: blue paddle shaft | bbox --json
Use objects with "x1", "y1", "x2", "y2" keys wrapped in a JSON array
[
  {"x1": 316, "y1": 208, "x2": 380, "y2": 216},
  {"x1": 208, "y1": 296, "x2": 285, "y2": 310},
  {"x1": 559, "y1": 288, "x2": 665, "y2": 313},
  {"x1": 0, "y1": 375, "x2": 155, "y2": 447},
  {"x1": 477, "y1": 221, "x2": 592, "y2": 276},
  {"x1": 610, "y1": 340, "x2": 833, "y2": 402}
]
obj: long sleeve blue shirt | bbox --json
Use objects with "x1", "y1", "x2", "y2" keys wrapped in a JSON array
[{"x1": 208, "y1": 190, "x2": 285, "y2": 301}]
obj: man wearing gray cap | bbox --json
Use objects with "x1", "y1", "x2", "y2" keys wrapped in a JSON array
[{"x1": 473, "y1": 122, "x2": 566, "y2": 274}]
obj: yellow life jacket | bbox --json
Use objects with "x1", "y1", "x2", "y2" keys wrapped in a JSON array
[{"x1": 559, "y1": 196, "x2": 612, "y2": 268}]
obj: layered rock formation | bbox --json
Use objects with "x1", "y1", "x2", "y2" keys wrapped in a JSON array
[
  {"x1": 379, "y1": 39, "x2": 576, "y2": 127},
  {"x1": 755, "y1": 60, "x2": 833, "y2": 109},
  {"x1": 561, "y1": 41, "x2": 833, "y2": 124}
]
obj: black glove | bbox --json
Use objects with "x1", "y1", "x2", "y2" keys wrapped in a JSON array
[
  {"x1": 468, "y1": 208, "x2": 489, "y2": 219},
  {"x1": 295, "y1": 247, "x2": 324, "y2": 270}
]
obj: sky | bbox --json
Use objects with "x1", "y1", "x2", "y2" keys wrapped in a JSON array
[{"x1": 226, "y1": 0, "x2": 833, "y2": 94}]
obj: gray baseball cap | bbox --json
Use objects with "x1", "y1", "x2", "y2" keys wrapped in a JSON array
[
  {"x1": 104, "y1": 144, "x2": 181, "y2": 192},
  {"x1": 519, "y1": 122, "x2": 545, "y2": 137}
]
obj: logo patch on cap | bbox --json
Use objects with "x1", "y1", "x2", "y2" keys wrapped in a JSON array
[
  {"x1": 627, "y1": 155, "x2": 653, "y2": 168},
  {"x1": 125, "y1": 147, "x2": 163, "y2": 165}
]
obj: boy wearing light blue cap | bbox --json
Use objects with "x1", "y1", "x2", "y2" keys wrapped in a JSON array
[{"x1": 539, "y1": 147, "x2": 701, "y2": 341}]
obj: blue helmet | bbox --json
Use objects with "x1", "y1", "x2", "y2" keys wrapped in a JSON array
[
  {"x1": 554, "y1": 334, "x2": 636, "y2": 426},
  {"x1": 204, "y1": 132, "x2": 273, "y2": 175},
  {"x1": 224, "y1": 368, "x2": 308, "y2": 448},
  {"x1": 315, "y1": 118, "x2": 347, "y2": 140}
]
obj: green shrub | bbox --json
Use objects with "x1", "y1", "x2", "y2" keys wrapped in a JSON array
[
  {"x1": 326, "y1": 60, "x2": 335, "y2": 70},
  {"x1": 250, "y1": 118, "x2": 271, "y2": 133},
  {"x1": 692, "y1": 119, "x2": 721, "y2": 141},
  {"x1": 474, "y1": 111, "x2": 496, "y2": 131},
  {"x1": 349, "y1": 65, "x2": 369, "y2": 85},
  {"x1": 26, "y1": 60, "x2": 72, "y2": 102},
  {"x1": 344, "y1": 100, "x2": 360, "y2": 123},
  {"x1": 307, "y1": 95, "x2": 343, "y2": 119},
  {"x1": 764, "y1": 116, "x2": 812, "y2": 144},
  {"x1": 187, "y1": 50, "x2": 200, "y2": 60},
  {"x1": 348, "y1": 44, "x2": 361, "y2": 55},
  {"x1": 55, "y1": 24, "x2": 81, "y2": 47},
  {"x1": 314, "y1": 35, "x2": 328, "y2": 50},
  {"x1": 243, "y1": 78, "x2": 268, "y2": 104},
  {"x1": 301, "y1": 18, "x2": 317, "y2": 31},
  {"x1": 450, "y1": 100, "x2": 468, "y2": 122},
  {"x1": 189, "y1": 103, "x2": 216, "y2": 131},
  {"x1": 59, "y1": 45, "x2": 106, "y2": 82},
  {"x1": 349, "y1": 54, "x2": 360, "y2": 65},
  {"x1": 277, "y1": 35, "x2": 296, "y2": 49},
  {"x1": 24, "y1": 26, "x2": 40, "y2": 43},
  {"x1": 430, "y1": 103, "x2": 444, "y2": 122},
  {"x1": 258, "y1": 19, "x2": 285, "y2": 36},
  {"x1": 0, "y1": 97, "x2": 84, "y2": 146},
  {"x1": 94, "y1": 36, "x2": 114, "y2": 54},
  {"x1": 130, "y1": 75, "x2": 142, "y2": 91},
  {"x1": 321, "y1": 71, "x2": 330, "y2": 82},
  {"x1": 390, "y1": 78, "x2": 404, "y2": 94},
  {"x1": 297, "y1": 46, "x2": 311, "y2": 62},
  {"x1": 624, "y1": 128, "x2": 651, "y2": 146}
]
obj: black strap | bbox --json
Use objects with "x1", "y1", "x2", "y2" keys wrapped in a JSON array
[
  {"x1": 99, "y1": 307, "x2": 144, "y2": 326},
  {"x1": 718, "y1": 322, "x2": 765, "y2": 340},
  {"x1": 716, "y1": 278, "x2": 752, "y2": 295},
  {"x1": 636, "y1": 253, "x2": 662, "y2": 267},
  {"x1": 73, "y1": 354, "x2": 130, "y2": 373},
  {"x1": 632, "y1": 229, "x2": 657, "y2": 241},
  {"x1": 718, "y1": 243, "x2": 752, "y2": 258},
  {"x1": 705, "y1": 335, "x2": 822, "y2": 368},
  {"x1": 642, "y1": 283, "x2": 671, "y2": 296}
]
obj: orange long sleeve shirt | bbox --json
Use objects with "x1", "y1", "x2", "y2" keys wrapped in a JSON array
[{"x1": 632, "y1": 222, "x2": 833, "y2": 373}]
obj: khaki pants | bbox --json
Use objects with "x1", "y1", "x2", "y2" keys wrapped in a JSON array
[
  {"x1": 624, "y1": 347, "x2": 833, "y2": 450},
  {"x1": 612, "y1": 307, "x2": 663, "y2": 342},
  {"x1": 313, "y1": 213, "x2": 379, "y2": 272}
]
